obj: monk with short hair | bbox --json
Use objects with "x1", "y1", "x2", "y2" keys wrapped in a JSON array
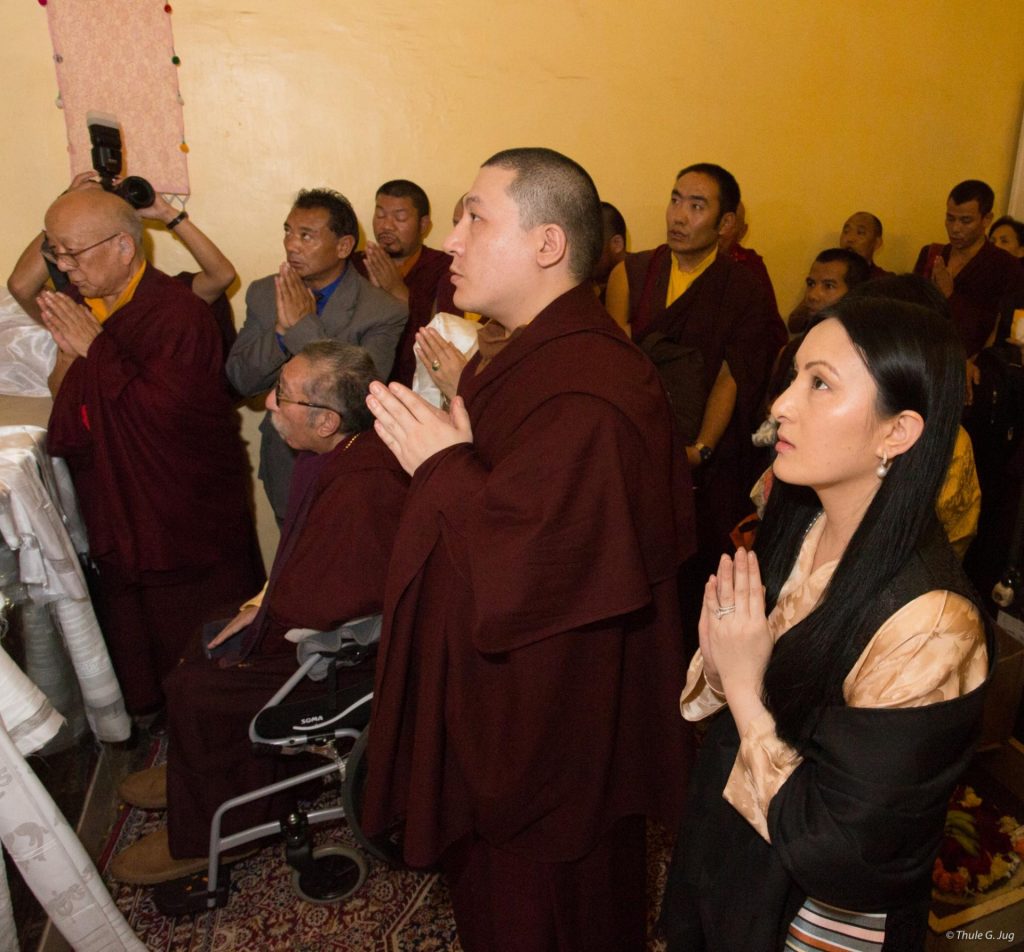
[
  {"x1": 840, "y1": 211, "x2": 891, "y2": 278},
  {"x1": 605, "y1": 163, "x2": 786, "y2": 562},
  {"x1": 914, "y1": 179, "x2": 1024, "y2": 359},
  {"x1": 592, "y1": 200, "x2": 627, "y2": 304},
  {"x1": 355, "y1": 179, "x2": 462, "y2": 385},
  {"x1": 365, "y1": 147, "x2": 695, "y2": 952}
]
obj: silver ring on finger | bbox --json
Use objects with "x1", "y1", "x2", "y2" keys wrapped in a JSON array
[{"x1": 713, "y1": 604, "x2": 736, "y2": 619}]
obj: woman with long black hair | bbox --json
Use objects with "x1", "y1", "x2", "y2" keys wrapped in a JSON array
[{"x1": 661, "y1": 296, "x2": 993, "y2": 951}]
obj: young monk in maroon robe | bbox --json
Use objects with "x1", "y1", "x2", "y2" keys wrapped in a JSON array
[
  {"x1": 914, "y1": 179, "x2": 1024, "y2": 359},
  {"x1": 37, "y1": 188, "x2": 263, "y2": 718},
  {"x1": 365, "y1": 148, "x2": 696, "y2": 952},
  {"x1": 354, "y1": 179, "x2": 462, "y2": 386},
  {"x1": 109, "y1": 341, "x2": 409, "y2": 883},
  {"x1": 839, "y1": 211, "x2": 892, "y2": 280},
  {"x1": 606, "y1": 165, "x2": 786, "y2": 565}
]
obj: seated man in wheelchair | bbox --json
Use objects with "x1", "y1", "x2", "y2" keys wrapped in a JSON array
[{"x1": 109, "y1": 340, "x2": 409, "y2": 885}]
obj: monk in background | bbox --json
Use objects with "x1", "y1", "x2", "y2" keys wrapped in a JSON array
[{"x1": 914, "y1": 179, "x2": 1024, "y2": 361}]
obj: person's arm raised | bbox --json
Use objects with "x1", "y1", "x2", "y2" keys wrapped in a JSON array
[{"x1": 136, "y1": 193, "x2": 237, "y2": 304}]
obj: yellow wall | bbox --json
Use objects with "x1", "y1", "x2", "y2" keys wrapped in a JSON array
[{"x1": 5, "y1": 1, "x2": 1023, "y2": 562}]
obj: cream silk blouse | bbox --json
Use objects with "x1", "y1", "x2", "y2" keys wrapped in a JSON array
[{"x1": 681, "y1": 515, "x2": 988, "y2": 842}]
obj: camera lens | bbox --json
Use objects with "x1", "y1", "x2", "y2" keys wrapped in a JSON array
[{"x1": 115, "y1": 176, "x2": 156, "y2": 210}]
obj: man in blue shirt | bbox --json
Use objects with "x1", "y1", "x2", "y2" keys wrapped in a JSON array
[{"x1": 227, "y1": 188, "x2": 407, "y2": 521}]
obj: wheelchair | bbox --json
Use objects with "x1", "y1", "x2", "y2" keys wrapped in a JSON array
[{"x1": 152, "y1": 615, "x2": 401, "y2": 916}]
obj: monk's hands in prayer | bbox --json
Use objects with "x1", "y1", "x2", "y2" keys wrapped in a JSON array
[
  {"x1": 700, "y1": 549, "x2": 772, "y2": 700},
  {"x1": 274, "y1": 264, "x2": 317, "y2": 334},
  {"x1": 206, "y1": 604, "x2": 259, "y2": 650},
  {"x1": 931, "y1": 256, "x2": 954, "y2": 299},
  {"x1": 363, "y1": 243, "x2": 410, "y2": 303},
  {"x1": 414, "y1": 327, "x2": 468, "y2": 402},
  {"x1": 37, "y1": 290, "x2": 101, "y2": 358},
  {"x1": 367, "y1": 380, "x2": 472, "y2": 475}
]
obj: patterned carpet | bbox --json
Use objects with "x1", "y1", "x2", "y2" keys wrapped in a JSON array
[
  {"x1": 96, "y1": 741, "x2": 1024, "y2": 951},
  {"x1": 97, "y1": 743, "x2": 674, "y2": 951}
]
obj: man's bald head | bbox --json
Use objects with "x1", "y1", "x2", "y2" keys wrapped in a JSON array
[
  {"x1": 44, "y1": 188, "x2": 144, "y2": 300},
  {"x1": 46, "y1": 188, "x2": 143, "y2": 245},
  {"x1": 718, "y1": 200, "x2": 749, "y2": 253},
  {"x1": 839, "y1": 211, "x2": 883, "y2": 264}
]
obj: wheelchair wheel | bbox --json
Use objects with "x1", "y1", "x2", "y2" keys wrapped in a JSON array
[
  {"x1": 292, "y1": 845, "x2": 367, "y2": 904},
  {"x1": 342, "y1": 726, "x2": 404, "y2": 866}
]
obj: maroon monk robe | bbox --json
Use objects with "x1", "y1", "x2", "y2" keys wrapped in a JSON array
[
  {"x1": 727, "y1": 242, "x2": 780, "y2": 317},
  {"x1": 354, "y1": 245, "x2": 462, "y2": 386},
  {"x1": 914, "y1": 240, "x2": 1024, "y2": 357},
  {"x1": 627, "y1": 246, "x2": 787, "y2": 561},
  {"x1": 46, "y1": 266, "x2": 264, "y2": 712},
  {"x1": 165, "y1": 430, "x2": 408, "y2": 857},
  {"x1": 364, "y1": 283, "x2": 695, "y2": 949},
  {"x1": 172, "y1": 271, "x2": 237, "y2": 369}
]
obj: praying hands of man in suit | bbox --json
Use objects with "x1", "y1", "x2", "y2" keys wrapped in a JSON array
[{"x1": 274, "y1": 262, "x2": 317, "y2": 334}]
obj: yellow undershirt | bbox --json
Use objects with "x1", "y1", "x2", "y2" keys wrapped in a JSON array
[
  {"x1": 604, "y1": 245, "x2": 719, "y2": 333},
  {"x1": 84, "y1": 261, "x2": 147, "y2": 324},
  {"x1": 666, "y1": 246, "x2": 717, "y2": 307}
]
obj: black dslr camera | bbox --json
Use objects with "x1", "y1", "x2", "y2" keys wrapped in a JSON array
[{"x1": 87, "y1": 112, "x2": 155, "y2": 209}]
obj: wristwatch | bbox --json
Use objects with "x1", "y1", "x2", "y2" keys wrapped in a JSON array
[{"x1": 694, "y1": 442, "x2": 714, "y2": 464}]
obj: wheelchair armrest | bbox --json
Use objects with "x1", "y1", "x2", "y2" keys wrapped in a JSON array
[
  {"x1": 251, "y1": 678, "x2": 374, "y2": 745},
  {"x1": 285, "y1": 613, "x2": 382, "y2": 647},
  {"x1": 247, "y1": 613, "x2": 381, "y2": 749}
]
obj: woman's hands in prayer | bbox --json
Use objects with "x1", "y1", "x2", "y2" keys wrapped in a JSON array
[
  {"x1": 699, "y1": 550, "x2": 773, "y2": 712},
  {"x1": 414, "y1": 327, "x2": 468, "y2": 403}
]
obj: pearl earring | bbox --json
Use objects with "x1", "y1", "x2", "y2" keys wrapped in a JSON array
[{"x1": 876, "y1": 450, "x2": 890, "y2": 479}]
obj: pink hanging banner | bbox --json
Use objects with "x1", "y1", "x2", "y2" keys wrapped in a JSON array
[{"x1": 45, "y1": 0, "x2": 190, "y2": 197}]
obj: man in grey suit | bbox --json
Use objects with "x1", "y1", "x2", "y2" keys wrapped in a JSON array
[{"x1": 227, "y1": 188, "x2": 407, "y2": 521}]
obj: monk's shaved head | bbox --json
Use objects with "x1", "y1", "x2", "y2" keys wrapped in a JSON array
[
  {"x1": 483, "y1": 147, "x2": 602, "y2": 282},
  {"x1": 43, "y1": 187, "x2": 144, "y2": 301},
  {"x1": 846, "y1": 211, "x2": 882, "y2": 238},
  {"x1": 840, "y1": 211, "x2": 884, "y2": 263},
  {"x1": 718, "y1": 199, "x2": 749, "y2": 252},
  {"x1": 45, "y1": 187, "x2": 142, "y2": 245}
]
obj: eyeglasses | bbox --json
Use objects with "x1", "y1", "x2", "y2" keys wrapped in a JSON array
[
  {"x1": 41, "y1": 232, "x2": 121, "y2": 268},
  {"x1": 274, "y1": 378, "x2": 341, "y2": 416}
]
